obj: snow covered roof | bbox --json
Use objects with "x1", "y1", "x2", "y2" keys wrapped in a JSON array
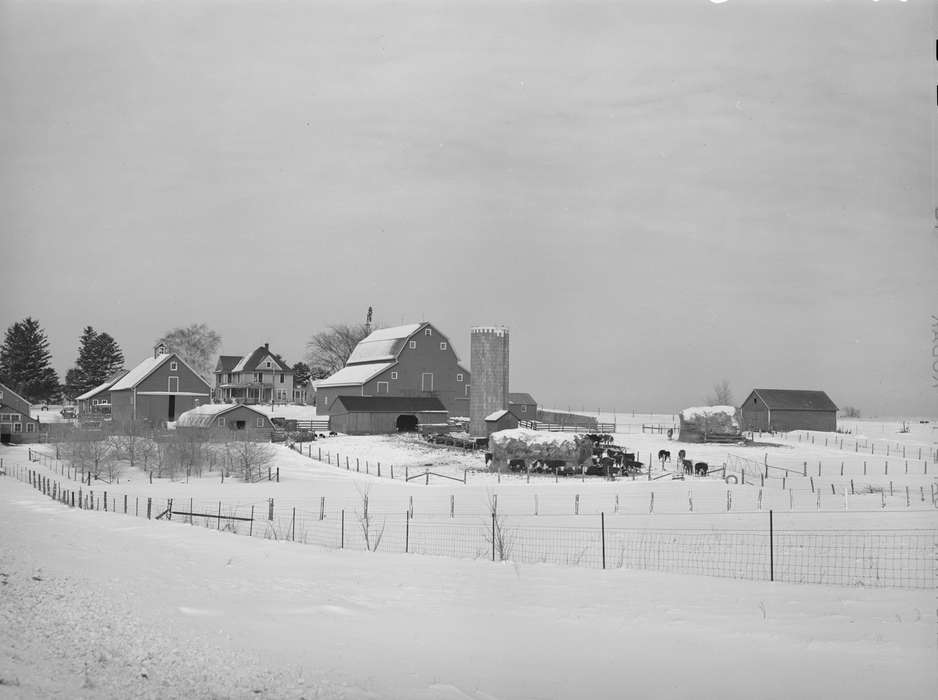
[
  {"x1": 489, "y1": 428, "x2": 584, "y2": 449},
  {"x1": 317, "y1": 362, "x2": 396, "y2": 387},
  {"x1": 111, "y1": 355, "x2": 171, "y2": 391},
  {"x1": 508, "y1": 393, "x2": 536, "y2": 406},
  {"x1": 485, "y1": 410, "x2": 509, "y2": 421},
  {"x1": 74, "y1": 369, "x2": 129, "y2": 401},
  {"x1": 680, "y1": 405, "x2": 738, "y2": 421},
  {"x1": 232, "y1": 346, "x2": 290, "y2": 374},
  {"x1": 750, "y1": 389, "x2": 838, "y2": 412},
  {"x1": 176, "y1": 403, "x2": 270, "y2": 428},
  {"x1": 346, "y1": 323, "x2": 424, "y2": 364}
]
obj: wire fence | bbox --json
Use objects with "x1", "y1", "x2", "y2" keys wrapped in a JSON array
[{"x1": 4, "y1": 458, "x2": 935, "y2": 590}]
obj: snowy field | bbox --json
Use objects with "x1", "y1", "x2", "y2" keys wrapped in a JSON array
[{"x1": 1, "y1": 474, "x2": 935, "y2": 699}]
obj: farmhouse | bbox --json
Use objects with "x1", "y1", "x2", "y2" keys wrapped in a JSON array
[
  {"x1": 316, "y1": 322, "x2": 470, "y2": 417},
  {"x1": 328, "y1": 395, "x2": 448, "y2": 435},
  {"x1": 176, "y1": 403, "x2": 274, "y2": 439},
  {"x1": 739, "y1": 389, "x2": 838, "y2": 432},
  {"x1": 214, "y1": 344, "x2": 294, "y2": 405},
  {"x1": 508, "y1": 392, "x2": 537, "y2": 419},
  {"x1": 0, "y1": 381, "x2": 42, "y2": 444},
  {"x1": 74, "y1": 369, "x2": 129, "y2": 417},
  {"x1": 110, "y1": 344, "x2": 212, "y2": 426}
]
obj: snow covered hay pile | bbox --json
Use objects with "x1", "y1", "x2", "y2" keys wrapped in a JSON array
[
  {"x1": 678, "y1": 406, "x2": 742, "y2": 443},
  {"x1": 488, "y1": 428, "x2": 592, "y2": 471}
]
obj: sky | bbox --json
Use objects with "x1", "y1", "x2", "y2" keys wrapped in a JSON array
[{"x1": 0, "y1": 0, "x2": 934, "y2": 417}]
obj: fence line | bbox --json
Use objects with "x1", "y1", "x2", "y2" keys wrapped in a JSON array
[{"x1": 4, "y1": 459, "x2": 934, "y2": 590}]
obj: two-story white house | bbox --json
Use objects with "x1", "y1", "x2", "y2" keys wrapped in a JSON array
[{"x1": 213, "y1": 343, "x2": 294, "y2": 405}]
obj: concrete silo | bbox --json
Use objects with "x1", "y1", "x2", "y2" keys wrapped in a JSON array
[{"x1": 469, "y1": 326, "x2": 510, "y2": 437}]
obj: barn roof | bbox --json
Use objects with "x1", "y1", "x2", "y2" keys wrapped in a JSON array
[
  {"x1": 111, "y1": 352, "x2": 209, "y2": 392},
  {"x1": 317, "y1": 362, "x2": 395, "y2": 388},
  {"x1": 346, "y1": 323, "x2": 425, "y2": 364},
  {"x1": 509, "y1": 392, "x2": 537, "y2": 405},
  {"x1": 332, "y1": 395, "x2": 447, "y2": 413},
  {"x1": 0, "y1": 381, "x2": 32, "y2": 411},
  {"x1": 750, "y1": 389, "x2": 838, "y2": 412},
  {"x1": 176, "y1": 403, "x2": 271, "y2": 428},
  {"x1": 486, "y1": 409, "x2": 519, "y2": 422},
  {"x1": 215, "y1": 355, "x2": 242, "y2": 372},
  {"x1": 74, "y1": 369, "x2": 129, "y2": 401}
]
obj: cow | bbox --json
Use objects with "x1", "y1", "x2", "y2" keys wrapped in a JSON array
[
  {"x1": 694, "y1": 462, "x2": 709, "y2": 476},
  {"x1": 508, "y1": 459, "x2": 526, "y2": 473},
  {"x1": 484, "y1": 452, "x2": 493, "y2": 467},
  {"x1": 678, "y1": 449, "x2": 686, "y2": 462},
  {"x1": 489, "y1": 429, "x2": 592, "y2": 474},
  {"x1": 657, "y1": 449, "x2": 671, "y2": 467},
  {"x1": 682, "y1": 459, "x2": 694, "y2": 475},
  {"x1": 328, "y1": 431, "x2": 338, "y2": 437}
]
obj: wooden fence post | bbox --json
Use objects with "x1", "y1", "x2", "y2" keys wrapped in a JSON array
[
  {"x1": 649, "y1": 491, "x2": 654, "y2": 513},
  {"x1": 268, "y1": 498, "x2": 274, "y2": 521},
  {"x1": 601, "y1": 512, "x2": 606, "y2": 570},
  {"x1": 688, "y1": 490, "x2": 694, "y2": 512},
  {"x1": 574, "y1": 494, "x2": 579, "y2": 515},
  {"x1": 450, "y1": 494, "x2": 455, "y2": 518},
  {"x1": 146, "y1": 497, "x2": 151, "y2": 519},
  {"x1": 340, "y1": 509, "x2": 345, "y2": 548},
  {"x1": 319, "y1": 496, "x2": 325, "y2": 521},
  {"x1": 291, "y1": 507, "x2": 296, "y2": 541},
  {"x1": 249, "y1": 506, "x2": 255, "y2": 536},
  {"x1": 405, "y1": 511, "x2": 409, "y2": 553}
]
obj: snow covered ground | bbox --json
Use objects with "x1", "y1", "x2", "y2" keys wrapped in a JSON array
[{"x1": 0, "y1": 474, "x2": 934, "y2": 699}]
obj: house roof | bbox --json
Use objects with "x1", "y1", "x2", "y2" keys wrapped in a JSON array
[
  {"x1": 176, "y1": 403, "x2": 271, "y2": 428},
  {"x1": 74, "y1": 369, "x2": 130, "y2": 401},
  {"x1": 231, "y1": 346, "x2": 291, "y2": 374},
  {"x1": 509, "y1": 392, "x2": 537, "y2": 405},
  {"x1": 346, "y1": 323, "x2": 425, "y2": 365},
  {"x1": 111, "y1": 352, "x2": 209, "y2": 392},
  {"x1": 0, "y1": 381, "x2": 32, "y2": 411},
  {"x1": 332, "y1": 395, "x2": 448, "y2": 413},
  {"x1": 215, "y1": 355, "x2": 242, "y2": 373},
  {"x1": 317, "y1": 362, "x2": 396, "y2": 388},
  {"x1": 750, "y1": 389, "x2": 838, "y2": 412}
]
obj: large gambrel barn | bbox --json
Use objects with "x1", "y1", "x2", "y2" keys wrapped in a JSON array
[{"x1": 738, "y1": 389, "x2": 838, "y2": 432}]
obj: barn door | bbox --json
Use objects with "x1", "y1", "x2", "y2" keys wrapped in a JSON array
[
  {"x1": 167, "y1": 395, "x2": 176, "y2": 420},
  {"x1": 168, "y1": 376, "x2": 179, "y2": 393},
  {"x1": 421, "y1": 373, "x2": 434, "y2": 392}
]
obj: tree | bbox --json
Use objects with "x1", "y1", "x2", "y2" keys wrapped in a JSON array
[
  {"x1": 157, "y1": 323, "x2": 222, "y2": 382},
  {"x1": 0, "y1": 317, "x2": 61, "y2": 402},
  {"x1": 842, "y1": 406, "x2": 861, "y2": 418},
  {"x1": 305, "y1": 323, "x2": 371, "y2": 379},
  {"x1": 64, "y1": 327, "x2": 125, "y2": 398},
  {"x1": 292, "y1": 361, "x2": 311, "y2": 387},
  {"x1": 706, "y1": 379, "x2": 733, "y2": 406}
]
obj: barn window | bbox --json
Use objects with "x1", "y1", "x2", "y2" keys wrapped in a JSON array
[
  {"x1": 219, "y1": 418, "x2": 226, "y2": 428},
  {"x1": 170, "y1": 361, "x2": 178, "y2": 371},
  {"x1": 456, "y1": 373, "x2": 463, "y2": 382},
  {"x1": 256, "y1": 417, "x2": 264, "y2": 428},
  {"x1": 391, "y1": 371, "x2": 398, "y2": 379},
  {"x1": 465, "y1": 384, "x2": 470, "y2": 396},
  {"x1": 425, "y1": 328, "x2": 432, "y2": 336},
  {"x1": 377, "y1": 381, "x2": 389, "y2": 393},
  {"x1": 440, "y1": 342, "x2": 447, "y2": 350},
  {"x1": 235, "y1": 420, "x2": 246, "y2": 430},
  {"x1": 753, "y1": 398, "x2": 757, "y2": 405},
  {"x1": 409, "y1": 341, "x2": 416, "y2": 349},
  {"x1": 520, "y1": 405, "x2": 527, "y2": 413}
]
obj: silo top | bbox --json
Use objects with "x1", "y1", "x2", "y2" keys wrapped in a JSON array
[{"x1": 471, "y1": 326, "x2": 509, "y2": 336}]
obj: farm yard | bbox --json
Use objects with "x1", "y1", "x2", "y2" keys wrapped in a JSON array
[{"x1": 0, "y1": 414, "x2": 935, "y2": 699}]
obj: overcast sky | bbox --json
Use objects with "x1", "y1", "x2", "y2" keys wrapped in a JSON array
[{"x1": 1, "y1": 0, "x2": 934, "y2": 417}]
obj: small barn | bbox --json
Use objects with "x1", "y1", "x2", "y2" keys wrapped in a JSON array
[
  {"x1": 678, "y1": 406, "x2": 742, "y2": 443},
  {"x1": 176, "y1": 403, "x2": 274, "y2": 440},
  {"x1": 328, "y1": 396, "x2": 449, "y2": 435},
  {"x1": 484, "y1": 409, "x2": 520, "y2": 437},
  {"x1": 0, "y1": 382, "x2": 42, "y2": 444},
  {"x1": 739, "y1": 389, "x2": 838, "y2": 432},
  {"x1": 508, "y1": 393, "x2": 537, "y2": 420}
]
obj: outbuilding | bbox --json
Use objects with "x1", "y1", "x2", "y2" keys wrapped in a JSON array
[
  {"x1": 484, "y1": 409, "x2": 520, "y2": 437},
  {"x1": 176, "y1": 403, "x2": 275, "y2": 440},
  {"x1": 507, "y1": 393, "x2": 537, "y2": 420},
  {"x1": 328, "y1": 395, "x2": 449, "y2": 435},
  {"x1": 739, "y1": 389, "x2": 838, "y2": 432}
]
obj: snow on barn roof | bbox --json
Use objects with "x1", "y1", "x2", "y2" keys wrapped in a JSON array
[
  {"x1": 485, "y1": 410, "x2": 510, "y2": 421},
  {"x1": 111, "y1": 355, "x2": 172, "y2": 391},
  {"x1": 751, "y1": 389, "x2": 838, "y2": 412},
  {"x1": 74, "y1": 369, "x2": 129, "y2": 401},
  {"x1": 345, "y1": 323, "x2": 424, "y2": 364},
  {"x1": 176, "y1": 403, "x2": 270, "y2": 428},
  {"x1": 508, "y1": 393, "x2": 536, "y2": 406},
  {"x1": 680, "y1": 405, "x2": 738, "y2": 422},
  {"x1": 317, "y1": 362, "x2": 396, "y2": 387}
]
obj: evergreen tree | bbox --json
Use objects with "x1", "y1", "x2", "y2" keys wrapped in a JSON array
[
  {"x1": 91, "y1": 332, "x2": 124, "y2": 378},
  {"x1": 0, "y1": 317, "x2": 61, "y2": 403},
  {"x1": 292, "y1": 361, "x2": 311, "y2": 387},
  {"x1": 65, "y1": 326, "x2": 126, "y2": 398}
]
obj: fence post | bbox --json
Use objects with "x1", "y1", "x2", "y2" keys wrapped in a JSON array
[
  {"x1": 409, "y1": 495, "x2": 414, "y2": 518},
  {"x1": 890, "y1": 480, "x2": 894, "y2": 496},
  {"x1": 769, "y1": 510, "x2": 774, "y2": 582},
  {"x1": 124, "y1": 494, "x2": 127, "y2": 514},
  {"x1": 905, "y1": 486, "x2": 909, "y2": 508},
  {"x1": 450, "y1": 494, "x2": 455, "y2": 518},
  {"x1": 830, "y1": 483, "x2": 835, "y2": 495},
  {"x1": 802, "y1": 461, "x2": 807, "y2": 477},
  {"x1": 758, "y1": 488, "x2": 763, "y2": 511},
  {"x1": 147, "y1": 497, "x2": 151, "y2": 519},
  {"x1": 614, "y1": 493, "x2": 619, "y2": 513},
  {"x1": 291, "y1": 507, "x2": 296, "y2": 541},
  {"x1": 726, "y1": 490, "x2": 732, "y2": 512},
  {"x1": 268, "y1": 498, "x2": 274, "y2": 521},
  {"x1": 688, "y1": 490, "x2": 693, "y2": 512},
  {"x1": 319, "y1": 496, "x2": 325, "y2": 521},
  {"x1": 425, "y1": 468, "x2": 429, "y2": 486},
  {"x1": 601, "y1": 512, "x2": 606, "y2": 570},
  {"x1": 276, "y1": 467, "x2": 280, "y2": 483},
  {"x1": 649, "y1": 491, "x2": 654, "y2": 513},
  {"x1": 491, "y1": 512, "x2": 496, "y2": 562},
  {"x1": 340, "y1": 509, "x2": 345, "y2": 548},
  {"x1": 249, "y1": 506, "x2": 255, "y2": 536}
]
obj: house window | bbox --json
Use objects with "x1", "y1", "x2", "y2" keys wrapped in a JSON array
[
  {"x1": 280, "y1": 373, "x2": 284, "y2": 383},
  {"x1": 170, "y1": 361, "x2": 178, "y2": 371},
  {"x1": 235, "y1": 420, "x2": 246, "y2": 430},
  {"x1": 276, "y1": 389, "x2": 288, "y2": 401},
  {"x1": 377, "y1": 381, "x2": 389, "y2": 393},
  {"x1": 456, "y1": 373, "x2": 463, "y2": 382},
  {"x1": 168, "y1": 376, "x2": 179, "y2": 393},
  {"x1": 13, "y1": 423, "x2": 21, "y2": 433},
  {"x1": 265, "y1": 361, "x2": 271, "y2": 368},
  {"x1": 218, "y1": 418, "x2": 226, "y2": 428},
  {"x1": 440, "y1": 342, "x2": 447, "y2": 350},
  {"x1": 391, "y1": 371, "x2": 398, "y2": 380},
  {"x1": 254, "y1": 372, "x2": 262, "y2": 382},
  {"x1": 425, "y1": 328, "x2": 432, "y2": 336},
  {"x1": 256, "y1": 417, "x2": 264, "y2": 428},
  {"x1": 26, "y1": 423, "x2": 35, "y2": 433},
  {"x1": 409, "y1": 340, "x2": 416, "y2": 349},
  {"x1": 465, "y1": 384, "x2": 470, "y2": 396},
  {"x1": 92, "y1": 399, "x2": 99, "y2": 406}
]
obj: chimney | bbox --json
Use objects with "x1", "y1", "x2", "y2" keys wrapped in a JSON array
[{"x1": 265, "y1": 342, "x2": 269, "y2": 351}]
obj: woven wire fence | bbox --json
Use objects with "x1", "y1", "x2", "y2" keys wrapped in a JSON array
[{"x1": 6, "y1": 461, "x2": 936, "y2": 590}]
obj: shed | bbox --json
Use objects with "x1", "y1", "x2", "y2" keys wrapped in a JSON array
[
  {"x1": 678, "y1": 406, "x2": 742, "y2": 443},
  {"x1": 508, "y1": 392, "x2": 537, "y2": 419},
  {"x1": 328, "y1": 395, "x2": 449, "y2": 435},
  {"x1": 739, "y1": 389, "x2": 838, "y2": 433},
  {"x1": 176, "y1": 403, "x2": 274, "y2": 439},
  {"x1": 484, "y1": 409, "x2": 520, "y2": 437}
]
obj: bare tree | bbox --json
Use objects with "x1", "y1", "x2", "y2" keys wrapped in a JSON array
[
  {"x1": 305, "y1": 323, "x2": 372, "y2": 379},
  {"x1": 108, "y1": 420, "x2": 148, "y2": 467},
  {"x1": 842, "y1": 406, "x2": 861, "y2": 418},
  {"x1": 157, "y1": 323, "x2": 222, "y2": 382},
  {"x1": 706, "y1": 379, "x2": 733, "y2": 406},
  {"x1": 224, "y1": 437, "x2": 274, "y2": 481},
  {"x1": 355, "y1": 482, "x2": 386, "y2": 552},
  {"x1": 485, "y1": 492, "x2": 513, "y2": 561}
]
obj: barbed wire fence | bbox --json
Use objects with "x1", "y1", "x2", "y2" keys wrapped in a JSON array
[{"x1": 4, "y1": 456, "x2": 935, "y2": 590}]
